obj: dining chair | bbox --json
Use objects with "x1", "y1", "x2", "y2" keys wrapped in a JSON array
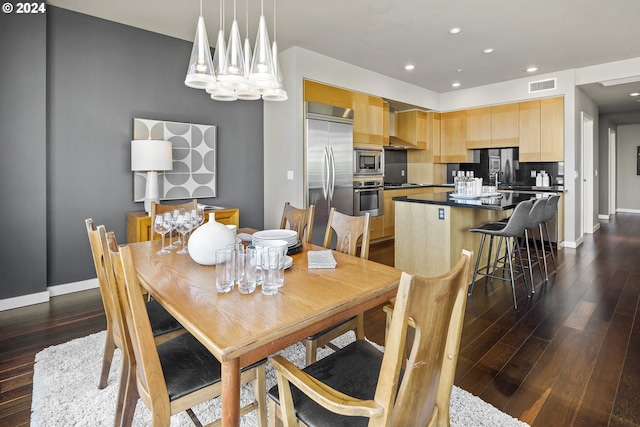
[
  {"x1": 279, "y1": 202, "x2": 315, "y2": 244},
  {"x1": 268, "y1": 250, "x2": 472, "y2": 427},
  {"x1": 85, "y1": 219, "x2": 183, "y2": 391},
  {"x1": 150, "y1": 199, "x2": 198, "y2": 239},
  {"x1": 108, "y1": 239, "x2": 268, "y2": 427},
  {"x1": 301, "y1": 209, "x2": 372, "y2": 365}
]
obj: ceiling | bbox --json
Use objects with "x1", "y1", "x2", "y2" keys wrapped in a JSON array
[{"x1": 48, "y1": 0, "x2": 640, "y2": 121}]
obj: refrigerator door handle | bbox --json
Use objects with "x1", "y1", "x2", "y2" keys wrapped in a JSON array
[
  {"x1": 328, "y1": 147, "x2": 336, "y2": 201},
  {"x1": 322, "y1": 146, "x2": 330, "y2": 201}
]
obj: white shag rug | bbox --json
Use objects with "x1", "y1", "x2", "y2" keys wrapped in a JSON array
[{"x1": 31, "y1": 331, "x2": 529, "y2": 427}]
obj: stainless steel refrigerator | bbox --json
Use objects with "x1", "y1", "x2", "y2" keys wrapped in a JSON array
[{"x1": 305, "y1": 102, "x2": 354, "y2": 246}]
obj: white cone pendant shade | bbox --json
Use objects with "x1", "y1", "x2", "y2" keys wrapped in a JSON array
[
  {"x1": 185, "y1": 16, "x2": 217, "y2": 89},
  {"x1": 236, "y1": 35, "x2": 261, "y2": 100},
  {"x1": 249, "y1": 15, "x2": 277, "y2": 89},
  {"x1": 261, "y1": 40, "x2": 288, "y2": 101},
  {"x1": 212, "y1": 29, "x2": 227, "y2": 80},
  {"x1": 220, "y1": 20, "x2": 249, "y2": 90}
]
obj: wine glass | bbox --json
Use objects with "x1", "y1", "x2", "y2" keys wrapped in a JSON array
[
  {"x1": 176, "y1": 211, "x2": 193, "y2": 254},
  {"x1": 153, "y1": 213, "x2": 172, "y2": 255},
  {"x1": 167, "y1": 209, "x2": 182, "y2": 249},
  {"x1": 195, "y1": 206, "x2": 205, "y2": 228}
]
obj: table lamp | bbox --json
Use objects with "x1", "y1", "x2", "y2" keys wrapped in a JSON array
[{"x1": 131, "y1": 139, "x2": 173, "y2": 213}]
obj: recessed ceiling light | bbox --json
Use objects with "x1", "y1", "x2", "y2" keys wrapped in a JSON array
[
  {"x1": 483, "y1": 48, "x2": 494, "y2": 54},
  {"x1": 526, "y1": 67, "x2": 538, "y2": 73},
  {"x1": 452, "y1": 82, "x2": 461, "y2": 88},
  {"x1": 629, "y1": 92, "x2": 640, "y2": 97},
  {"x1": 448, "y1": 27, "x2": 462, "y2": 34},
  {"x1": 404, "y1": 64, "x2": 415, "y2": 71}
]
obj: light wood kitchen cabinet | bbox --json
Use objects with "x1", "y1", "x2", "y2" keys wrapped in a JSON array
[
  {"x1": 382, "y1": 101, "x2": 390, "y2": 146},
  {"x1": 540, "y1": 97, "x2": 564, "y2": 161},
  {"x1": 466, "y1": 107, "x2": 492, "y2": 149},
  {"x1": 440, "y1": 111, "x2": 472, "y2": 163},
  {"x1": 352, "y1": 92, "x2": 384, "y2": 146},
  {"x1": 395, "y1": 110, "x2": 427, "y2": 149},
  {"x1": 491, "y1": 103, "x2": 519, "y2": 147},
  {"x1": 303, "y1": 80, "x2": 351, "y2": 108},
  {"x1": 370, "y1": 215, "x2": 384, "y2": 240},
  {"x1": 432, "y1": 112, "x2": 442, "y2": 163},
  {"x1": 519, "y1": 96, "x2": 564, "y2": 162}
]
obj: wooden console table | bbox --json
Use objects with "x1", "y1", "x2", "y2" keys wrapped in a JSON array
[{"x1": 127, "y1": 208, "x2": 240, "y2": 243}]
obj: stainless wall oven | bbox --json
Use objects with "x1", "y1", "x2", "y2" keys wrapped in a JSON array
[
  {"x1": 354, "y1": 148, "x2": 384, "y2": 176},
  {"x1": 353, "y1": 177, "x2": 384, "y2": 217}
]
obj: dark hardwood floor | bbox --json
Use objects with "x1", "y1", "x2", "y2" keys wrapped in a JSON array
[{"x1": 2, "y1": 213, "x2": 639, "y2": 426}]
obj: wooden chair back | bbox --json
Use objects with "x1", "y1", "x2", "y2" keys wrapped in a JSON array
[
  {"x1": 323, "y1": 208, "x2": 371, "y2": 259},
  {"x1": 280, "y1": 202, "x2": 315, "y2": 244},
  {"x1": 150, "y1": 199, "x2": 198, "y2": 240},
  {"x1": 384, "y1": 249, "x2": 472, "y2": 426},
  {"x1": 85, "y1": 219, "x2": 120, "y2": 346},
  {"x1": 109, "y1": 242, "x2": 173, "y2": 424}
]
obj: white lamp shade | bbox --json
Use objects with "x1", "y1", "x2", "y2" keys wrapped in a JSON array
[{"x1": 131, "y1": 140, "x2": 173, "y2": 171}]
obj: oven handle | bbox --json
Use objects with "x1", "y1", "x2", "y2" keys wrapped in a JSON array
[{"x1": 354, "y1": 187, "x2": 383, "y2": 192}]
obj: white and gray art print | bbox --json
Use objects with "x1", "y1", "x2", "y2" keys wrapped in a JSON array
[{"x1": 133, "y1": 118, "x2": 217, "y2": 202}]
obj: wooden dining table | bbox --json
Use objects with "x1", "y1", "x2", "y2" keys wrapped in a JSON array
[{"x1": 129, "y1": 238, "x2": 402, "y2": 427}]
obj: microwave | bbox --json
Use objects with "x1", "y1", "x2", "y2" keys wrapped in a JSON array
[{"x1": 353, "y1": 148, "x2": 384, "y2": 176}]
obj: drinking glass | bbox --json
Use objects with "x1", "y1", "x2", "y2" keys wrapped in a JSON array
[
  {"x1": 152, "y1": 213, "x2": 172, "y2": 255},
  {"x1": 227, "y1": 242, "x2": 245, "y2": 285},
  {"x1": 261, "y1": 249, "x2": 281, "y2": 296},
  {"x1": 216, "y1": 248, "x2": 235, "y2": 293},
  {"x1": 176, "y1": 211, "x2": 193, "y2": 254},
  {"x1": 238, "y1": 250, "x2": 259, "y2": 294}
]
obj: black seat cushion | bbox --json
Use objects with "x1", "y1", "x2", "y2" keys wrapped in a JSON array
[
  {"x1": 268, "y1": 340, "x2": 400, "y2": 427},
  {"x1": 306, "y1": 316, "x2": 356, "y2": 341},
  {"x1": 146, "y1": 299, "x2": 183, "y2": 336},
  {"x1": 158, "y1": 333, "x2": 264, "y2": 402}
]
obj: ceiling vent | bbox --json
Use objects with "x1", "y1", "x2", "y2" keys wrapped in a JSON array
[{"x1": 528, "y1": 78, "x2": 556, "y2": 93}]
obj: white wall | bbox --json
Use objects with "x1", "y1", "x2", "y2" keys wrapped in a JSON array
[{"x1": 616, "y1": 124, "x2": 640, "y2": 212}]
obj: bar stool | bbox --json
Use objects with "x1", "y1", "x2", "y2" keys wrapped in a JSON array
[
  {"x1": 540, "y1": 194, "x2": 560, "y2": 275},
  {"x1": 522, "y1": 198, "x2": 548, "y2": 290},
  {"x1": 469, "y1": 199, "x2": 533, "y2": 309}
]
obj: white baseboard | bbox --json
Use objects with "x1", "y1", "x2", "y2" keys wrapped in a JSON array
[
  {"x1": 0, "y1": 278, "x2": 99, "y2": 311},
  {"x1": 0, "y1": 291, "x2": 50, "y2": 312},
  {"x1": 562, "y1": 235, "x2": 583, "y2": 249},
  {"x1": 48, "y1": 278, "x2": 99, "y2": 297},
  {"x1": 617, "y1": 208, "x2": 640, "y2": 214},
  {"x1": 599, "y1": 214, "x2": 610, "y2": 220},
  {"x1": 593, "y1": 223, "x2": 601, "y2": 233}
]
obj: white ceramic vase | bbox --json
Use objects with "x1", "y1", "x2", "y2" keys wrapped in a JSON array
[{"x1": 188, "y1": 212, "x2": 236, "y2": 265}]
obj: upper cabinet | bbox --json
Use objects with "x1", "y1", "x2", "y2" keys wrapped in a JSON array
[
  {"x1": 491, "y1": 103, "x2": 519, "y2": 147},
  {"x1": 395, "y1": 110, "x2": 428, "y2": 150},
  {"x1": 519, "y1": 96, "x2": 564, "y2": 162},
  {"x1": 352, "y1": 92, "x2": 384, "y2": 146},
  {"x1": 303, "y1": 80, "x2": 351, "y2": 108},
  {"x1": 466, "y1": 104, "x2": 518, "y2": 149},
  {"x1": 466, "y1": 107, "x2": 492, "y2": 149},
  {"x1": 382, "y1": 102, "x2": 390, "y2": 146},
  {"x1": 440, "y1": 111, "x2": 472, "y2": 163}
]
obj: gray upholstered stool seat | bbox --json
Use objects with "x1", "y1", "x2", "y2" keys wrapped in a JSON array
[{"x1": 469, "y1": 199, "x2": 533, "y2": 309}]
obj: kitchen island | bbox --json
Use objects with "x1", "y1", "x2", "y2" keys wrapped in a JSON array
[{"x1": 393, "y1": 191, "x2": 538, "y2": 278}]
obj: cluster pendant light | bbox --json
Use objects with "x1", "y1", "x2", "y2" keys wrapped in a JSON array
[{"x1": 184, "y1": 0, "x2": 287, "y2": 102}]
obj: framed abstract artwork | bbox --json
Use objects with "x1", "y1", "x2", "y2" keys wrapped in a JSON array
[{"x1": 132, "y1": 118, "x2": 217, "y2": 202}]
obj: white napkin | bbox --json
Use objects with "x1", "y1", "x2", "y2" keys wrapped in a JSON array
[{"x1": 307, "y1": 250, "x2": 337, "y2": 269}]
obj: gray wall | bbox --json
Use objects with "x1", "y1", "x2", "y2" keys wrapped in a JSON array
[
  {"x1": 0, "y1": 7, "x2": 48, "y2": 299},
  {"x1": 616, "y1": 124, "x2": 640, "y2": 211},
  {"x1": 1, "y1": 6, "x2": 265, "y2": 300}
]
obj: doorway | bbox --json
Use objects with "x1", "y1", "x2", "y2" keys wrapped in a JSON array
[
  {"x1": 609, "y1": 128, "x2": 616, "y2": 216},
  {"x1": 581, "y1": 112, "x2": 594, "y2": 234}
]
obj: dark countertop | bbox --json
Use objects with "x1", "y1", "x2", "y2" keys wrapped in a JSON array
[
  {"x1": 393, "y1": 191, "x2": 541, "y2": 211},
  {"x1": 383, "y1": 183, "x2": 454, "y2": 190}
]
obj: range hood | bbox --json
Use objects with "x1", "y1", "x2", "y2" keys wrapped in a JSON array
[{"x1": 387, "y1": 110, "x2": 415, "y2": 149}]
